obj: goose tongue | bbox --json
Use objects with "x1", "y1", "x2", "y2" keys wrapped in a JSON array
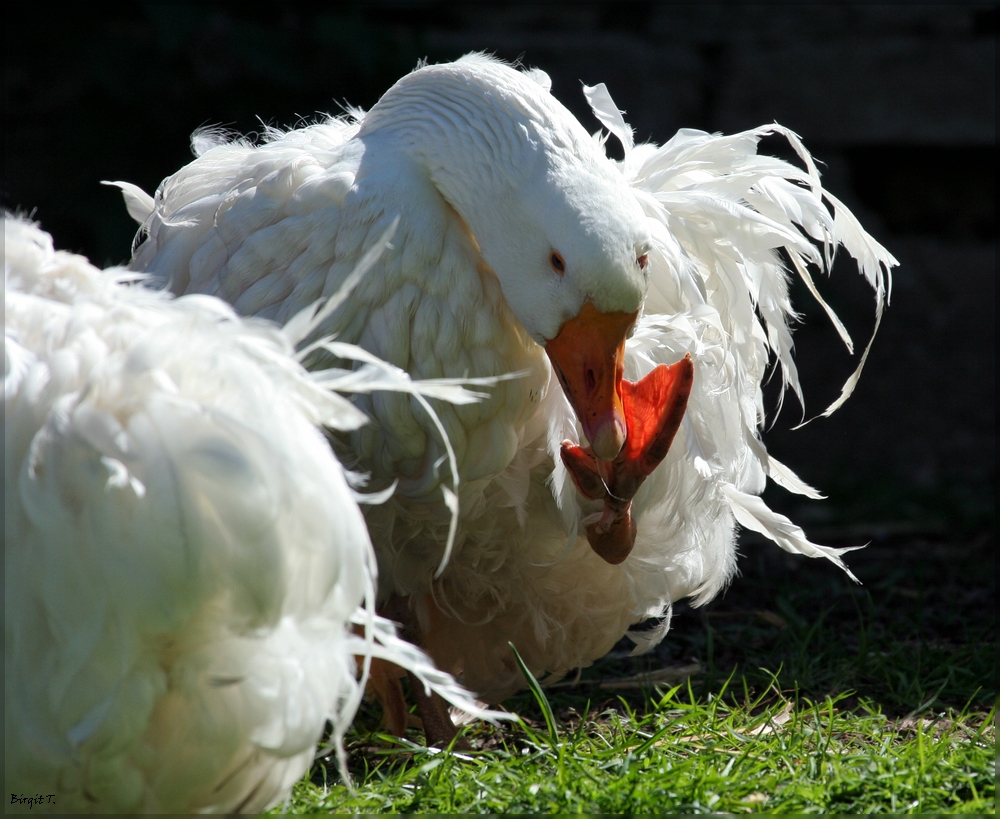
[{"x1": 561, "y1": 354, "x2": 693, "y2": 564}]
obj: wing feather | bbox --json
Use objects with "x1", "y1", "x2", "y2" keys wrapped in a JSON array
[{"x1": 589, "y1": 90, "x2": 896, "y2": 581}]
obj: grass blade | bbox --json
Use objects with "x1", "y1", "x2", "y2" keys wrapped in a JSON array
[{"x1": 509, "y1": 642, "x2": 559, "y2": 745}]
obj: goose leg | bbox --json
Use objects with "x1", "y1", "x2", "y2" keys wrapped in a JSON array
[
  {"x1": 407, "y1": 667, "x2": 469, "y2": 749},
  {"x1": 366, "y1": 657, "x2": 411, "y2": 737},
  {"x1": 379, "y1": 594, "x2": 471, "y2": 750}
]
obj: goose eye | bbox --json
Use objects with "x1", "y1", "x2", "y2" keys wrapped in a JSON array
[
  {"x1": 637, "y1": 254, "x2": 648, "y2": 271},
  {"x1": 550, "y1": 251, "x2": 566, "y2": 274}
]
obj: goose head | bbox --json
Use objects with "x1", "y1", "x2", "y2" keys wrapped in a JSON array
[{"x1": 363, "y1": 55, "x2": 652, "y2": 461}]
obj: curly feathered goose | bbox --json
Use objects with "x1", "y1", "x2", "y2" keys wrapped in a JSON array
[
  {"x1": 112, "y1": 54, "x2": 895, "y2": 730},
  {"x1": 3, "y1": 216, "x2": 492, "y2": 813}
]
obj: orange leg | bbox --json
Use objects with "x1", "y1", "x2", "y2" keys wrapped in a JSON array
[
  {"x1": 366, "y1": 656, "x2": 410, "y2": 736},
  {"x1": 368, "y1": 595, "x2": 470, "y2": 749}
]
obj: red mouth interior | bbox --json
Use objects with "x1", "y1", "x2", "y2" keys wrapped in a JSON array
[{"x1": 561, "y1": 355, "x2": 694, "y2": 564}]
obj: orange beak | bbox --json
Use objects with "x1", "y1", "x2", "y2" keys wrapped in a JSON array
[{"x1": 544, "y1": 302, "x2": 638, "y2": 461}]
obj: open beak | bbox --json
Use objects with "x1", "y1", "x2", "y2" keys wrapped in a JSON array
[{"x1": 544, "y1": 302, "x2": 638, "y2": 461}]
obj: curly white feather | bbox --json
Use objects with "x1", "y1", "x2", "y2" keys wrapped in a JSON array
[
  {"x1": 598, "y1": 103, "x2": 895, "y2": 575},
  {"x1": 3, "y1": 216, "x2": 494, "y2": 814}
]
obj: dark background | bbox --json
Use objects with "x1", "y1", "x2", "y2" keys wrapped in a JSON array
[{"x1": 4, "y1": 3, "x2": 995, "y2": 539}]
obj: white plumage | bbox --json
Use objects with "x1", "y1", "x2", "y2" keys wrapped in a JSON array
[
  {"x1": 3, "y1": 215, "x2": 489, "y2": 813},
  {"x1": 114, "y1": 54, "x2": 896, "y2": 706}
]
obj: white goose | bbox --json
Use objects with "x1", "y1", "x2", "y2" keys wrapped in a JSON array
[
  {"x1": 113, "y1": 54, "x2": 895, "y2": 733},
  {"x1": 3, "y1": 215, "x2": 489, "y2": 813}
]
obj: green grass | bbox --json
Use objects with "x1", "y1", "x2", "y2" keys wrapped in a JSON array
[{"x1": 273, "y1": 529, "x2": 995, "y2": 814}]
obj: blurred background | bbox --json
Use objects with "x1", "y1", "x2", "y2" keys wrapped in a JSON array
[{"x1": 4, "y1": 3, "x2": 995, "y2": 538}]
